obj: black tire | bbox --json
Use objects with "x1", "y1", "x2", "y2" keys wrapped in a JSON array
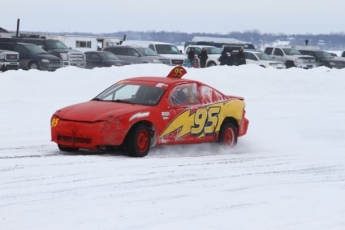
[
  {"x1": 219, "y1": 122, "x2": 238, "y2": 147},
  {"x1": 285, "y1": 61, "x2": 295, "y2": 69},
  {"x1": 207, "y1": 61, "x2": 216, "y2": 67},
  {"x1": 125, "y1": 124, "x2": 151, "y2": 157},
  {"x1": 58, "y1": 144, "x2": 79, "y2": 152},
  {"x1": 28, "y1": 61, "x2": 40, "y2": 70}
]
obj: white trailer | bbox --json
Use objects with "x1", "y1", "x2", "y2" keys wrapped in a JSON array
[{"x1": 48, "y1": 35, "x2": 122, "y2": 52}]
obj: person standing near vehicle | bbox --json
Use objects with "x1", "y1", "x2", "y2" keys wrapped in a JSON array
[
  {"x1": 218, "y1": 50, "x2": 229, "y2": 65},
  {"x1": 187, "y1": 48, "x2": 195, "y2": 67},
  {"x1": 228, "y1": 51, "x2": 238, "y2": 66},
  {"x1": 198, "y1": 48, "x2": 208, "y2": 68},
  {"x1": 237, "y1": 47, "x2": 246, "y2": 65}
]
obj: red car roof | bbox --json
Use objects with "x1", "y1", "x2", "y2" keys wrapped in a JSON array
[{"x1": 127, "y1": 76, "x2": 198, "y2": 84}]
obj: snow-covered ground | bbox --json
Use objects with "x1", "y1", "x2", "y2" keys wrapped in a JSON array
[{"x1": 1, "y1": 64, "x2": 345, "y2": 230}]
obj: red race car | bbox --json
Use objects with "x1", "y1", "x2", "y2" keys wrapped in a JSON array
[{"x1": 51, "y1": 66, "x2": 249, "y2": 157}]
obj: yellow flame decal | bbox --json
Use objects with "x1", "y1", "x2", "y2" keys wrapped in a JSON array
[{"x1": 160, "y1": 99, "x2": 245, "y2": 139}]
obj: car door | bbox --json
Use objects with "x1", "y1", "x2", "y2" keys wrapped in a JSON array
[
  {"x1": 85, "y1": 52, "x2": 92, "y2": 69},
  {"x1": 105, "y1": 47, "x2": 128, "y2": 63},
  {"x1": 244, "y1": 52, "x2": 258, "y2": 65},
  {"x1": 159, "y1": 83, "x2": 202, "y2": 144},
  {"x1": 126, "y1": 48, "x2": 141, "y2": 64},
  {"x1": 13, "y1": 44, "x2": 31, "y2": 69},
  {"x1": 89, "y1": 53, "x2": 102, "y2": 69},
  {"x1": 272, "y1": 48, "x2": 284, "y2": 62}
]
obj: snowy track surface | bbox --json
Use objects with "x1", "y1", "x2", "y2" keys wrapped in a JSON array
[{"x1": 1, "y1": 65, "x2": 345, "y2": 229}]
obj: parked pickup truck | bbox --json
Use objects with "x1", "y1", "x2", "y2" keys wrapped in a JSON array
[
  {"x1": 0, "y1": 37, "x2": 86, "y2": 68},
  {"x1": 264, "y1": 46, "x2": 316, "y2": 69},
  {"x1": 0, "y1": 49, "x2": 19, "y2": 71}
]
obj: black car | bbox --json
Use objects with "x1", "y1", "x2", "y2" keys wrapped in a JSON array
[
  {"x1": 0, "y1": 42, "x2": 63, "y2": 71},
  {"x1": 85, "y1": 51, "x2": 127, "y2": 69},
  {"x1": 298, "y1": 49, "x2": 345, "y2": 69}
]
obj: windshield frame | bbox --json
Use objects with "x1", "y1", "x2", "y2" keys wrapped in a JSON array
[
  {"x1": 136, "y1": 47, "x2": 160, "y2": 56},
  {"x1": 93, "y1": 83, "x2": 166, "y2": 106},
  {"x1": 45, "y1": 40, "x2": 69, "y2": 49},
  {"x1": 23, "y1": 44, "x2": 48, "y2": 54},
  {"x1": 155, "y1": 44, "x2": 181, "y2": 54},
  {"x1": 314, "y1": 51, "x2": 333, "y2": 59},
  {"x1": 255, "y1": 52, "x2": 273, "y2": 60},
  {"x1": 283, "y1": 48, "x2": 302, "y2": 55},
  {"x1": 205, "y1": 47, "x2": 222, "y2": 54},
  {"x1": 99, "y1": 52, "x2": 121, "y2": 60}
]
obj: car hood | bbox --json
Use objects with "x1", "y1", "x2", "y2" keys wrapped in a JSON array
[
  {"x1": 159, "y1": 54, "x2": 186, "y2": 60},
  {"x1": 49, "y1": 48, "x2": 81, "y2": 53},
  {"x1": 35, "y1": 53, "x2": 61, "y2": 60},
  {"x1": 55, "y1": 100, "x2": 151, "y2": 122},
  {"x1": 293, "y1": 55, "x2": 314, "y2": 59}
]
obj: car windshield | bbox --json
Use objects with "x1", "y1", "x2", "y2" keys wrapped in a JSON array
[
  {"x1": 256, "y1": 52, "x2": 273, "y2": 60},
  {"x1": 24, "y1": 44, "x2": 48, "y2": 54},
  {"x1": 283, "y1": 48, "x2": 301, "y2": 55},
  {"x1": 155, "y1": 44, "x2": 181, "y2": 54},
  {"x1": 136, "y1": 47, "x2": 160, "y2": 56},
  {"x1": 99, "y1": 52, "x2": 120, "y2": 60},
  {"x1": 93, "y1": 83, "x2": 165, "y2": 106},
  {"x1": 45, "y1": 41, "x2": 69, "y2": 49},
  {"x1": 314, "y1": 51, "x2": 333, "y2": 58},
  {"x1": 205, "y1": 47, "x2": 222, "y2": 54}
]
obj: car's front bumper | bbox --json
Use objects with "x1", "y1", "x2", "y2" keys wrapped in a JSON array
[
  {"x1": 1, "y1": 62, "x2": 19, "y2": 71},
  {"x1": 51, "y1": 119, "x2": 128, "y2": 150}
]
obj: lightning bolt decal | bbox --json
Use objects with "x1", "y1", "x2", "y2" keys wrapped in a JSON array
[{"x1": 160, "y1": 99, "x2": 245, "y2": 140}]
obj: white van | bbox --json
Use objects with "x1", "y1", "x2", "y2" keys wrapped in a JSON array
[{"x1": 121, "y1": 40, "x2": 186, "y2": 66}]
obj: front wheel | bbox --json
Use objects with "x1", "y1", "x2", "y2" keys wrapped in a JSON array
[
  {"x1": 219, "y1": 122, "x2": 238, "y2": 147},
  {"x1": 207, "y1": 61, "x2": 216, "y2": 67},
  {"x1": 58, "y1": 144, "x2": 79, "y2": 152},
  {"x1": 285, "y1": 61, "x2": 295, "y2": 69},
  {"x1": 28, "y1": 61, "x2": 40, "y2": 70},
  {"x1": 125, "y1": 124, "x2": 151, "y2": 157}
]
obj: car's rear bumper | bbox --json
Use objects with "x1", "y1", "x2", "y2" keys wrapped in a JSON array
[{"x1": 239, "y1": 110, "x2": 249, "y2": 137}]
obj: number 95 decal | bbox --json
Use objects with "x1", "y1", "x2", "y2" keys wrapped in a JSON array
[
  {"x1": 161, "y1": 106, "x2": 221, "y2": 139},
  {"x1": 191, "y1": 107, "x2": 220, "y2": 135}
]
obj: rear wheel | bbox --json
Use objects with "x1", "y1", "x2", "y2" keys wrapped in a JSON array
[
  {"x1": 125, "y1": 124, "x2": 151, "y2": 157},
  {"x1": 219, "y1": 122, "x2": 238, "y2": 147},
  {"x1": 58, "y1": 144, "x2": 79, "y2": 152}
]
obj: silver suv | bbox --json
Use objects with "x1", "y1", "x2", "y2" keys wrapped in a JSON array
[{"x1": 103, "y1": 45, "x2": 170, "y2": 65}]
